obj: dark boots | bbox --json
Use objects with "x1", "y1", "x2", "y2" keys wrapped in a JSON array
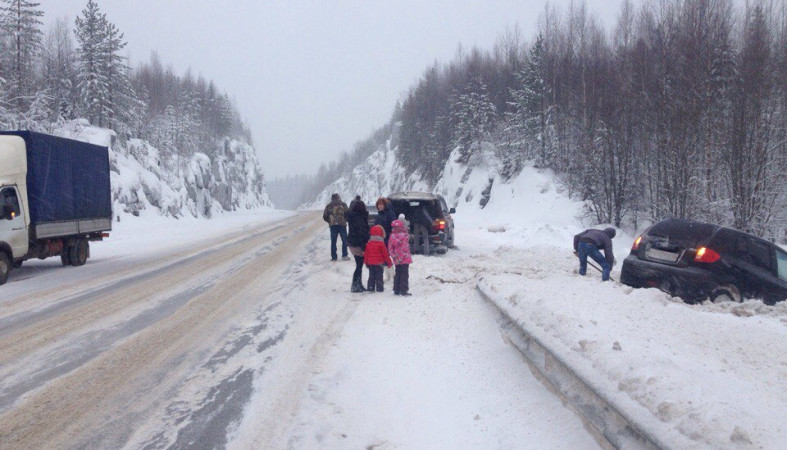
[{"x1": 351, "y1": 279, "x2": 365, "y2": 293}]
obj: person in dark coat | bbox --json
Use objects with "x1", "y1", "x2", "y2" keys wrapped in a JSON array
[
  {"x1": 373, "y1": 197, "x2": 397, "y2": 245},
  {"x1": 323, "y1": 193, "x2": 349, "y2": 261},
  {"x1": 411, "y1": 205, "x2": 434, "y2": 256},
  {"x1": 345, "y1": 197, "x2": 370, "y2": 293},
  {"x1": 573, "y1": 227, "x2": 616, "y2": 281}
]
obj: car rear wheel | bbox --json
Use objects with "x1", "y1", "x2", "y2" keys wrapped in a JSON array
[{"x1": 710, "y1": 285, "x2": 742, "y2": 304}]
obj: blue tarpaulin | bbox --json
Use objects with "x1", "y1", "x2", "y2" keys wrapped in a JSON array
[{"x1": 0, "y1": 130, "x2": 111, "y2": 225}]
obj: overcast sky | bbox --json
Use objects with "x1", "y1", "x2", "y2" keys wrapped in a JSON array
[{"x1": 41, "y1": 0, "x2": 624, "y2": 179}]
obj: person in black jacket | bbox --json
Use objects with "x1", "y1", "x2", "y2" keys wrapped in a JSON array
[
  {"x1": 346, "y1": 197, "x2": 370, "y2": 292},
  {"x1": 573, "y1": 227, "x2": 616, "y2": 281},
  {"x1": 373, "y1": 197, "x2": 397, "y2": 245},
  {"x1": 411, "y1": 205, "x2": 434, "y2": 256}
]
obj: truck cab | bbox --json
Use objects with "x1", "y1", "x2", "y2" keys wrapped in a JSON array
[
  {"x1": 1, "y1": 185, "x2": 28, "y2": 258},
  {"x1": 0, "y1": 136, "x2": 30, "y2": 281}
]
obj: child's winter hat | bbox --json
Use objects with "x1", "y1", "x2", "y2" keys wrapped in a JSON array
[
  {"x1": 398, "y1": 213, "x2": 405, "y2": 220},
  {"x1": 392, "y1": 219, "x2": 404, "y2": 229},
  {"x1": 370, "y1": 224, "x2": 386, "y2": 238}
]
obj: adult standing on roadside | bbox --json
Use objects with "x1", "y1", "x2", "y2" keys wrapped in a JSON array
[
  {"x1": 345, "y1": 197, "x2": 370, "y2": 292},
  {"x1": 412, "y1": 206, "x2": 434, "y2": 256},
  {"x1": 573, "y1": 227, "x2": 616, "y2": 281},
  {"x1": 374, "y1": 197, "x2": 397, "y2": 244},
  {"x1": 323, "y1": 193, "x2": 349, "y2": 261}
]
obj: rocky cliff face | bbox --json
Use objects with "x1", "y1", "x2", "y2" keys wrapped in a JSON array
[
  {"x1": 311, "y1": 122, "x2": 501, "y2": 212},
  {"x1": 311, "y1": 124, "x2": 428, "y2": 208},
  {"x1": 61, "y1": 120, "x2": 271, "y2": 219}
]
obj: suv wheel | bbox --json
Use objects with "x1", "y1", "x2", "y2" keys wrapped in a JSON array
[{"x1": 710, "y1": 285, "x2": 742, "y2": 304}]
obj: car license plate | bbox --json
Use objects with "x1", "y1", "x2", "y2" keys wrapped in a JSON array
[{"x1": 647, "y1": 248, "x2": 680, "y2": 263}]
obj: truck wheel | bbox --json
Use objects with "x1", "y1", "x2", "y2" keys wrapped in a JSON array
[
  {"x1": 0, "y1": 253, "x2": 10, "y2": 285},
  {"x1": 69, "y1": 239, "x2": 89, "y2": 266}
]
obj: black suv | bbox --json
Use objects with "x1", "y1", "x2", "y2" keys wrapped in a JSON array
[
  {"x1": 621, "y1": 219, "x2": 787, "y2": 304},
  {"x1": 388, "y1": 192, "x2": 455, "y2": 255}
]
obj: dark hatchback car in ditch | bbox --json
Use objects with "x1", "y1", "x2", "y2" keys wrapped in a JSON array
[
  {"x1": 388, "y1": 191, "x2": 455, "y2": 255},
  {"x1": 620, "y1": 219, "x2": 787, "y2": 304}
]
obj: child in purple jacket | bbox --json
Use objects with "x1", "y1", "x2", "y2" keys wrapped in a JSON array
[{"x1": 387, "y1": 219, "x2": 413, "y2": 295}]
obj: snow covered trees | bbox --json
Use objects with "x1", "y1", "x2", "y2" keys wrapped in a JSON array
[
  {"x1": 506, "y1": 34, "x2": 551, "y2": 169},
  {"x1": 0, "y1": 0, "x2": 43, "y2": 112},
  {"x1": 393, "y1": 0, "x2": 786, "y2": 239},
  {"x1": 73, "y1": 0, "x2": 108, "y2": 127},
  {"x1": 450, "y1": 76, "x2": 497, "y2": 164},
  {"x1": 41, "y1": 18, "x2": 79, "y2": 125},
  {"x1": 0, "y1": 0, "x2": 251, "y2": 155},
  {"x1": 74, "y1": 0, "x2": 139, "y2": 133},
  {"x1": 723, "y1": 3, "x2": 786, "y2": 236},
  {"x1": 0, "y1": 1, "x2": 266, "y2": 217}
]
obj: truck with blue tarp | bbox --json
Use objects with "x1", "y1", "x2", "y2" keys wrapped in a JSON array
[{"x1": 0, "y1": 130, "x2": 112, "y2": 285}]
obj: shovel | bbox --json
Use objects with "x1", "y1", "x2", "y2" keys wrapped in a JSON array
[{"x1": 574, "y1": 251, "x2": 616, "y2": 282}]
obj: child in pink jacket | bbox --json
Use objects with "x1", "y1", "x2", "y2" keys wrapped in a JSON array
[{"x1": 387, "y1": 219, "x2": 413, "y2": 295}]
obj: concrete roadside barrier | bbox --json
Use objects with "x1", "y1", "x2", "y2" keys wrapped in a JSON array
[{"x1": 477, "y1": 281, "x2": 665, "y2": 450}]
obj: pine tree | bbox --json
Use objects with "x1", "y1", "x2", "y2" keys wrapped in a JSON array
[
  {"x1": 0, "y1": 0, "x2": 44, "y2": 111},
  {"x1": 450, "y1": 76, "x2": 497, "y2": 163},
  {"x1": 41, "y1": 17, "x2": 78, "y2": 124},
  {"x1": 74, "y1": 0, "x2": 109, "y2": 126},
  {"x1": 506, "y1": 33, "x2": 551, "y2": 170},
  {"x1": 103, "y1": 19, "x2": 140, "y2": 135},
  {"x1": 522, "y1": 34, "x2": 550, "y2": 166}
]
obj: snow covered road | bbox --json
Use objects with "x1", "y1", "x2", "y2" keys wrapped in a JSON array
[
  {"x1": 0, "y1": 212, "x2": 322, "y2": 448},
  {"x1": 0, "y1": 211, "x2": 600, "y2": 449}
]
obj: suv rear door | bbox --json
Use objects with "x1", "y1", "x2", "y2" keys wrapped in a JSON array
[{"x1": 638, "y1": 220, "x2": 718, "y2": 267}]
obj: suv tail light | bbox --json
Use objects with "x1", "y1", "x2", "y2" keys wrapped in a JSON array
[
  {"x1": 694, "y1": 247, "x2": 721, "y2": 263},
  {"x1": 433, "y1": 219, "x2": 446, "y2": 231},
  {"x1": 632, "y1": 236, "x2": 642, "y2": 250}
]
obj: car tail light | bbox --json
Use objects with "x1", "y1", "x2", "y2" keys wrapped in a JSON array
[
  {"x1": 632, "y1": 236, "x2": 642, "y2": 250},
  {"x1": 433, "y1": 219, "x2": 446, "y2": 231},
  {"x1": 694, "y1": 247, "x2": 721, "y2": 263}
]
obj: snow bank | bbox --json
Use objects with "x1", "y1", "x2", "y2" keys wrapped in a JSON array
[{"x1": 451, "y1": 161, "x2": 787, "y2": 449}]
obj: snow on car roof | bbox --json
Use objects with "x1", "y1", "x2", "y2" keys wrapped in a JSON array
[{"x1": 388, "y1": 191, "x2": 439, "y2": 200}]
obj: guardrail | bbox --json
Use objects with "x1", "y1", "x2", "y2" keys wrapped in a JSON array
[{"x1": 477, "y1": 281, "x2": 665, "y2": 450}]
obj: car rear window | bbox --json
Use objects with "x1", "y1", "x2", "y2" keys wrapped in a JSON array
[
  {"x1": 647, "y1": 220, "x2": 719, "y2": 246},
  {"x1": 392, "y1": 199, "x2": 440, "y2": 220},
  {"x1": 707, "y1": 228, "x2": 740, "y2": 254}
]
